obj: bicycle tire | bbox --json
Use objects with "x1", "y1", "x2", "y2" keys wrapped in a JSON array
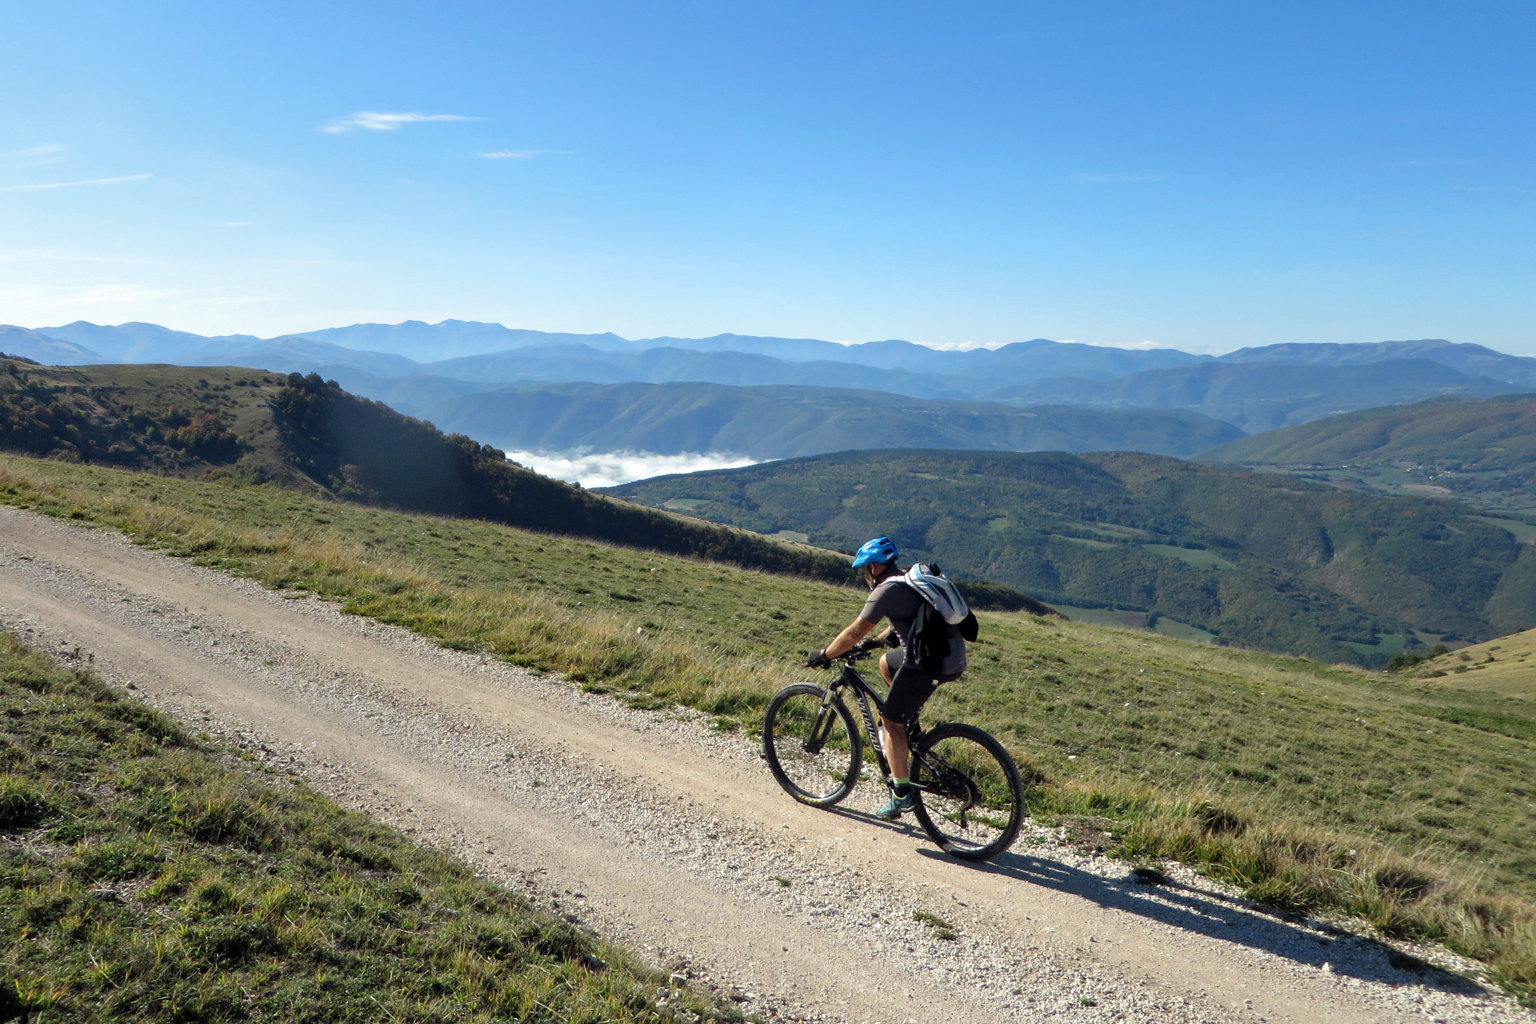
[
  {"x1": 762, "y1": 683, "x2": 864, "y2": 807},
  {"x1": 910, "y1": 722, "x2": 1024, "y2": 862}
]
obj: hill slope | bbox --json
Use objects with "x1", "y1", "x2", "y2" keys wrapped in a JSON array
[
  {"x1": 1200, "y1": 393, "x2": 1536, "y2": 514},
  {"x1": 361, "y1": 378, "x2": 1245, "y2": 460},
  {"x1": 0, "y1": 356, "x2": 1050, "y2": 613},
  {"x1": 608, "y1": 448, "x2": 1536, "y2": 665},
  {"x1": 0, "y1": 358, "x2": 843, "y2": 584}
]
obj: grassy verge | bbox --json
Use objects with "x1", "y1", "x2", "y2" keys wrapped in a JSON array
[
  {"x1": 2, "y1": 453, "x2": 1533, "y2": 1004},
  {"x1": 0, "y1": 630, "x2": 743, "y2": 1023}
]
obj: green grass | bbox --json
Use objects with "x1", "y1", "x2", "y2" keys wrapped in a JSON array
[
  {"x1": 1141, "y1": 543, "x2": 1237, "y2": 571},
  {"x1": 0, "y1": 631, "x2": 742, "y2": 1024},
  {"x1": 1476, "y1": 516, "x2": 1536, "y2": 544},
  {"x1": 910, "y1": 911, "x2": 958, "y2": 941},
  {"x1": 2, "y1": 452, "x2": 1534, "y2": 1004}
]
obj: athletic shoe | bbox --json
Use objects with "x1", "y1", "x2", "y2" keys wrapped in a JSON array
[{"x1": 876, "y1": 790, "x2": 916, "y2": 820}]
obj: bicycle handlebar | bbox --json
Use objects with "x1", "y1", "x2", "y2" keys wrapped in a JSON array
[{"x1": 805, "y1": 643, "x2": 879, "y2": 668}]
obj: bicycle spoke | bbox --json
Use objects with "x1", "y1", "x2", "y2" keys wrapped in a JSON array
[
  {"x1": 910, "y1": 723, "x2": 1024, "y2": 862},
  {"x1": 762, "y1": 684, "x2": 862, "y2": 807}
]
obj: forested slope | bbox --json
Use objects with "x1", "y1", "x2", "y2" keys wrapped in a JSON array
[{"x1": 610, "y1": 448, "x2": 1536, "y2": 665}]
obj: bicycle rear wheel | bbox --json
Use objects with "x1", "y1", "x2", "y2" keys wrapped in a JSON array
[
  {"x1": 762, "y1": 683, "x2": 863, "y2": 807},
  {"x1": 910, "y1": 723, "x2": 1024, "y2": 862}
]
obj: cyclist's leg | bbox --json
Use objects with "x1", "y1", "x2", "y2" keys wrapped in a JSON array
[
  {"x1": 881, "y1": 651, "x2": 939, "y2": 784},
  {"x1": 877, "y1": 648, "x2": 905, "y2": 776}
]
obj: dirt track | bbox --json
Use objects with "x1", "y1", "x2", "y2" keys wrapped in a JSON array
[{"x1": 1, "y1": 504, "x2": 1528, "y2": 1024}]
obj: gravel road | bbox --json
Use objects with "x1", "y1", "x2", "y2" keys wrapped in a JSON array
[{"x1": 2, "y1": 504, "x2": 1530, "y2": 1024}]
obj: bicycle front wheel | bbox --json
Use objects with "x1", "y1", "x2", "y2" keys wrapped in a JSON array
[
  {"x1": 910, "y1": 723, "x2": 1024, "y2": 862},
  {"x1": 762, "y1": 683, "x2": 864, "y2": 807}
]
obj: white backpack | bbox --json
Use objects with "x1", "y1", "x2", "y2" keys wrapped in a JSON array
[{"x1": 903, "y1": 563, "x2": 970, "y2": 624}]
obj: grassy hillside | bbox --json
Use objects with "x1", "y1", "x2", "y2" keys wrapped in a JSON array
[
  {"x1": 1200, "y1": 393, "x2": 1536, "y2": 515},
  {"x1": 608, "y1": 448, "x2": 1536, "y2": 666},
  {"x1": 1, "y1": 452, "x2": 1533, "y2": 1002},
  {"x1": 0, "y1": 355, "x2": 840, "y2": 572},
  {"x1": 0, "y1": 356, "x2": 1051, "y2": 614},
  {"x1": 0, "y1": 358, "x2": 299, "y2": 485},
  {"x1": 0, "y1": 630, "x2": 740, "y2": 1024},
  {"x1": 1399, "y1": 626, "x2": 1536, "y2": 696}
]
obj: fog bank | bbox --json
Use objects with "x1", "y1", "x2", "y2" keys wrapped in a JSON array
[{"x1": 504, "y1": 449, "x2": 760, "y2": 488}]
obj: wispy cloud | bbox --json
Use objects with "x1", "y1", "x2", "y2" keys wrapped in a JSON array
[
  {"x1": 0, "y1": 247, "x2": 162, "y2": 266},
  {"x1": 1, "y1": 172, "x2": 151, "y2": 193},
  {"x1": 480, "y1": 148, "x2": 570, "y2": 162},
  {"x1": 2, "y1": 144, "x2": 67, "y2": 168},
  {"x1": 321, "y1": 111, "x2": 481, "y2": 134}
]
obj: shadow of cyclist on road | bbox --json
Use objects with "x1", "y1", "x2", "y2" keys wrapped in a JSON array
[{"x1": 908, "y1": 844, "x2": 1488, "y2": 997}]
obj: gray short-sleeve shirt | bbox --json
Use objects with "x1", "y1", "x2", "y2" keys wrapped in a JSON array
[{"x1": 858, "y1": 577, "x2": 925, "y2": 647}]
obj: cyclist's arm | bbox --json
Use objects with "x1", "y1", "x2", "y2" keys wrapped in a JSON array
[{"x1": 823, "y1": 616, "x2": 879, "y2": 659}]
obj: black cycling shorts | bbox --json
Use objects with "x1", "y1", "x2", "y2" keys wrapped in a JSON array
[{"x1": 881, "y1": 647, "x2": 954, "y2": 725}]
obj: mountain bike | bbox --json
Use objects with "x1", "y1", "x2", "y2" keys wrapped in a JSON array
[{"x1": 762, "y1": 643, "x2": 1025, "y2": 862}]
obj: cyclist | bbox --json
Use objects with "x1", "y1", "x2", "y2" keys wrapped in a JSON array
[{"x1": 806, "y1": 536, "x2": 966, "y2": 819}]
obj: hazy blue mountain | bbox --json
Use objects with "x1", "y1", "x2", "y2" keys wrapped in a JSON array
[
  {"x1": 587, "y1": 333, "x2": 1208, "y2": 381},
  {"x1": 630, "y1": 332, "x2": 855, "y2": 362},
  {"x1": 371, "y1": 379, "x2": 1245, "y2": 459},
  {"x1": 416, "y1": 345, "x2": 966, "y2": 395},
  {"x1": 284, "y1": 320, "x2": 633, "y2": 359},
  {"x1": 35, "y1": 321, "x2": 262, "y2": 363},
  {"x1": 993, "y1": 358, "x2": 1520, "y2": 432},
  {"x1": 1220, "y1": 339, "x2": 1536, "y2": 388},
  {"x1": 948, "y1": 338, "x2": 1206, "y2": 380},
  {"x1": 0, "y1": 325, "x2": 102, "y2": 364},
  {"x1": 228, "y1": 338, "x2": 423, "y2": 378}
]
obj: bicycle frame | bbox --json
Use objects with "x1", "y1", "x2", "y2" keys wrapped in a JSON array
[{"x1": 820, "y1": 654, "x2": 927, "y2": 789}]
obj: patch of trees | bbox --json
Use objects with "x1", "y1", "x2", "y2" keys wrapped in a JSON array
[{"x1": 0, "y1": 366, "x2": 244, "y2": 470}]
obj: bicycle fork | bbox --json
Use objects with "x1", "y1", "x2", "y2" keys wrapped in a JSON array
[{"x1": 802, "y1": 692, "x2": 841, "y2": 755}]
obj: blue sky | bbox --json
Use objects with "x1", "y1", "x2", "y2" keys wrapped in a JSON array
[{"x1": 3, "y1": 1, "x2": 1533, "y2": 355}]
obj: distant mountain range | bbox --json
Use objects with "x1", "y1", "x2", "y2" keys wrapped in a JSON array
[{"x1": 4, "y1": 320, "x2": 1534, "y2": 465}]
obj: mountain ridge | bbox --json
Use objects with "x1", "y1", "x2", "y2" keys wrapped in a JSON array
[
  {"x1": 8, "y1": 321, "x2": 1534, "y2": 451},
  {"x1": 365, "y1": 378, "x2": 1245, "y2": 459}
]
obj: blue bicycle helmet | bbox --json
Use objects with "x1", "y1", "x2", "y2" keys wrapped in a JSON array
[{"x1": 851, "y1": 536, "x2": 899, "y2": 568}]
